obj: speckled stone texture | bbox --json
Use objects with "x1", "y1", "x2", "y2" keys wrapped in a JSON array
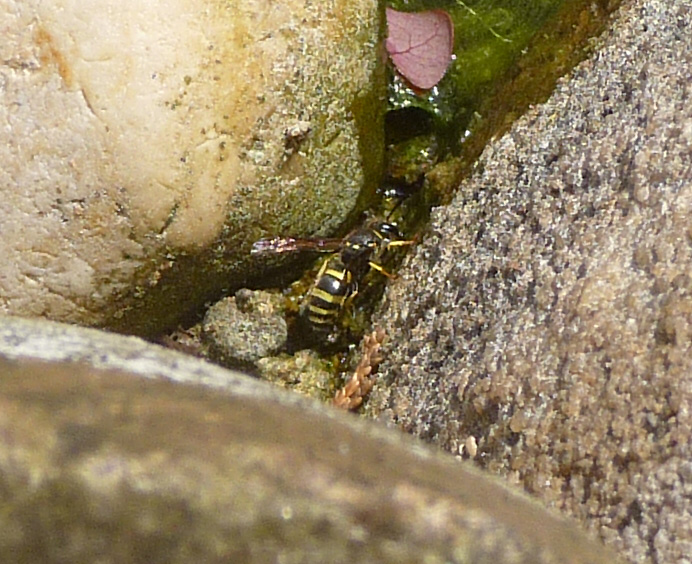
[{"x1": 367, "y1": 1, "x2": 692, "y2": 563}]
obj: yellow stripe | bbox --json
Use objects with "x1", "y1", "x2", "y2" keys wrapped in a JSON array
[
  {"x1": 309, "y1": 305, "x2": 334, "y2": 317},
  {"x1": 324, "y1": 267, "x2": 349, "y2": 281},
  {"x1": 312, "y1": 288, "x2": 344, "y2": 304}
]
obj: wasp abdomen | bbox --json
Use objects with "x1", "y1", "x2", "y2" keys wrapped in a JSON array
[{"x1": 306, "y1": 257, "x2": 355, "y2": 329}]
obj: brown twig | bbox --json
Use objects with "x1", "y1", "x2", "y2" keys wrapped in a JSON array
[{"x1": 333, "y1": 327, "x2": 386, "y2": 411}]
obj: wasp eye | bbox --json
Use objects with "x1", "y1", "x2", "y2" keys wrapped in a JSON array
[{"x1": 378, "y1": 223, "x2": 400, "y2": 240}]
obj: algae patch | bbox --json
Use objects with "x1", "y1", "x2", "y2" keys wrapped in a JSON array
[{"x1": 385, "y1": 0, "x2": 623, "y2": 204}]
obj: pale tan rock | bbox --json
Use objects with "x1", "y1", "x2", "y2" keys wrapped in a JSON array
[{"x1": 0, "y1": 0, "x2": 384, "y2": 334}]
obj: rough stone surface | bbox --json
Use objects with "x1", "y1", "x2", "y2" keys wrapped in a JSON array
[
  {"x1": 0, "y1": 0, "x2": 384, "y2": 335},
  {"x1": 366, "y1": 2, "x2": 692, "y2": 563},
  {"x1": 257, "y1": 349, "x2": 336, "y2": 401},
  {"x1": 202, "y1": 289, "x2": 287, "y2": 367},
  {"x1": 0, "y1": 315, "x2": 621, "y2": 563}
]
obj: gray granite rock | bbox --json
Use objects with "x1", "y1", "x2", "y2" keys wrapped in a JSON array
[
  {"x1": 1, "y1": 0, "x2": 384, "y2": 335},
  {"x1": 366, "y1": 2, "x2": 692, "y2": 563},
  {"x1": 0, "y1": 315, "x2": 620, "y2": 563}
]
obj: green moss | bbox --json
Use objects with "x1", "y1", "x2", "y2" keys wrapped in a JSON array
[
  {"x1": 349, "y1": 4, "x2": 389, "y2": 221},
  {"x1": 388, "y1": 0, "x2": 562, "y2": 140},
  {"x1": 350, "y1": 86, "x2": 387, "y2": 220},
  {"x1": 385, "y1": 0, "x2": 623, "y2": 203}
]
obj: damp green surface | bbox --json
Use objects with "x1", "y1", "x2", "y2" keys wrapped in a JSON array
[
  {"x1": 388, "y1": 0, "x2": 561, "y2": 130},
  {"x1": 386, "y1": 0, "x2": 623, "y2": 203}
]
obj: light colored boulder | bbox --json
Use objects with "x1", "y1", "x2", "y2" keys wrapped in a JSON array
[{"x1": 0, "y1": 0, "x2": 384, "y2": 334}]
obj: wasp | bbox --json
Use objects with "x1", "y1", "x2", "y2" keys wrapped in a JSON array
[{"x1": 251, "y1": 218, "x2": 414, "y2": 336}]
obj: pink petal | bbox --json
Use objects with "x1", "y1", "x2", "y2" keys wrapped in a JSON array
[{"x1": 385, "y1": 7, "x2": 454, "y2": 91}]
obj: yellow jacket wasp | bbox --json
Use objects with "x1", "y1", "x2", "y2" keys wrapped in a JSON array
[{"x1": 251, "y1": 218, "x2": 414, "y2": 337}]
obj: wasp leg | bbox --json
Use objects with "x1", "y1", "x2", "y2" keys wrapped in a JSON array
[
  {"x1": 368, "y1": 261, "x2": 396, "y2": 279},
  {"x1": 343, "y1": 282, "x2": 358, "y2": 310},
  {"x1": 385, "y1": 239, "x2": 416, "y2": 248}
]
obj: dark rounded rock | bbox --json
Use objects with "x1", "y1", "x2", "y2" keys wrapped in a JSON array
[{"x1": 0, "y1": 316, "x2": 619, "y2": 563}]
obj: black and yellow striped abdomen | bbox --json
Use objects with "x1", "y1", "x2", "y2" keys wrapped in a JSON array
[{"x1": 306, "y1": 256, "x2": 355, "y2": 329}]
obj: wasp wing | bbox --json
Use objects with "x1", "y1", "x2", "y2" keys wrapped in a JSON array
[{"x1": 251, "y1": 236, "x2": 343, "y2": 256}]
